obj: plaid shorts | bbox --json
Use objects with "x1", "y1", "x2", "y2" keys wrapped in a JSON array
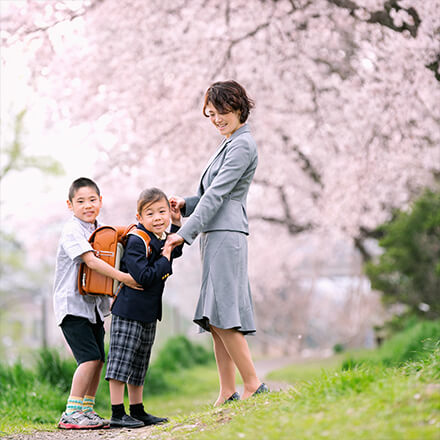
[{"x1": 105, "y1": 315, "x2": 157, "y2": 386}]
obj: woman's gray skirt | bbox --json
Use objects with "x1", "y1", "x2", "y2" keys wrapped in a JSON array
[{"x1": 193, "y1": 230, "x2": 256, "y2": 335}]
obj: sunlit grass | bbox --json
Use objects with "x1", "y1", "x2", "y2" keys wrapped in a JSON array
[
  {"x1": 1, "y1": 323, "x2": 439, "y2": 438},
  {"x1": 153, "y1": 350, "x2": 440, "y2": 440}
]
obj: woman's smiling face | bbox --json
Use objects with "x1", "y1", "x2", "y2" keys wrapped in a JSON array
[{"x1": 205, "y1": 102, "x2": 243, "y2": 138}]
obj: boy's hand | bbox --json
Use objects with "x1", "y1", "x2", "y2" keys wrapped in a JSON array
[
  {"x1": 82, "y1": 251, "x2": 142, "y2": 290},
  {"x1": 121, "y1": 273, "x2": 142, "y2": 290},
  {"x1": 170, "y1": 201, "x2": 182, "y2": 226},
  {"x1": 169, "y1": 196, "x2": 185, "y2": 211},
  {"x1": 161, "y1": 240, "x2": 173, "y2": 261}
]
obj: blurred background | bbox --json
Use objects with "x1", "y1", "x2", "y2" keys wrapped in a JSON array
[{"x1": 1, "y1": 0, "x2": 439, "y2": 364}]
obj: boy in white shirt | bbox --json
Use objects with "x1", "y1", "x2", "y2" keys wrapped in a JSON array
[{"x1": 53, "y1": 177, "x2": 140, "y2": 429}]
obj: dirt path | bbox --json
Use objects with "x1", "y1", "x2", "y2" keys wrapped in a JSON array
[{"x1": 2, "y1": 356, "x2": 295, "y2": 440}]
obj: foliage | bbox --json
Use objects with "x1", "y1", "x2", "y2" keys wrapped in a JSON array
[
  {"x1": 342, "y1": 319, "x2": 440, "y2": 370},
  {"x1": 365, "y1": 189, "x2": 440, "y2": 318},
  {"x1": 2, "y1": 0, "x2": 440, "y2": 350},
  {"x1": 0, "y1": 361, "x2": 65, "y2": 433},
  {"x1": 156, "y1": 349, "x2": 440, "y2": 440},
  {"x1": 0, "y1": 110, "x2": 63, "y2": 181},
  {"x1": 0, "y1": 335, "x2": 214, "y2": 434},
  {"x1": 144, "y1": 335, "x2": 214, "y2": 394},
  {"x1": 0, "y1": 108, "x2": 64, "y2": 359},
  {"x1": 2, "y1": 334, "x2": 440, "y2": 438},
  {"x1": 1, "y1": 0, "x2": 439, "y2": 238},
  {"x1": 333, "y1": 343, "x2": 345, "y2": 354},
  {"x1": 34, "y1": 348, "x2": 76, "y2": 393},
  {"x1": 153, "y1": 335, "x2": 214, "y2": 373}
]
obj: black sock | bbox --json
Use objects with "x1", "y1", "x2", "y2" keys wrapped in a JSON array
[
  {"x1": 111, "y1": 404, "x2": 126, "y2": 419},
  {"x1": 130, "y1": 403, "x2": 146, "y2": 417}
]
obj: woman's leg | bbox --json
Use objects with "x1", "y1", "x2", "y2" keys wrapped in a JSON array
[
  {"x1": 210, "y1": 325, "x2": 261, "y2": 399},
  {"x1": 211, "y1": 327, "x2": 237, "y2": 406}
]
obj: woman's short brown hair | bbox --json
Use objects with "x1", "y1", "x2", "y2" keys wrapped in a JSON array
[
  {"x1": 137, "y1": 187, "x2": 170, "y2": 214},
  {"x1": 202, "y1": 80, "x2": 255, "y2": 123}
]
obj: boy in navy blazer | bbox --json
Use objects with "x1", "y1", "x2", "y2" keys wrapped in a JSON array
[{"x1": 105, "y1": 187, "x2": 183, "y2": 428}]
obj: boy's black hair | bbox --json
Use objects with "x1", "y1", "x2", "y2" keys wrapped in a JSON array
[
  {"x1": 68, "y1": 177, "x2": 100, "y2": 201},
  {"x1": 137, "y1": 187, "x2": 170, "y2": 214}
]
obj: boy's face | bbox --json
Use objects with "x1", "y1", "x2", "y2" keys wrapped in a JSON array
[
  {"x1": 136, "y1": 198, "x2": 171, "y2": 236},
  {"x1": 67, "y1": 186, "x2": 102, "y2": 224}
]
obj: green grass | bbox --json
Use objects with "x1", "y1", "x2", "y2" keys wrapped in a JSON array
[
  {"x1": 151, "y1": 348, "x2": 440, "y2": 440},
  {"x1": 0, "y1": 364, "x2": 220, "y2": 436},
  {"x1": 2, "y1": 354, "x2": 439, "y2": 439},
  {"x1": 265, "y1": 352, "x2": 352, "y2": 383},
  {"x1": 1, "y1": 323, "x2": 439, "y2": 439},
  {"x1": 0, "y1": 335, "x2": 215, "y2": 436}
]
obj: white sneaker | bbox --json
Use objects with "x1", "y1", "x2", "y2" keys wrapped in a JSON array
[
  {"x1": 58, "y1": 410, "x2": 104, "y2": 429},
  {"x1": 84, "y1": 410, "x2": 110, "y2": 428}
]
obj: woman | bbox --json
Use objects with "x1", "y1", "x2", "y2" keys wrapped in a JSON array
[{"x1": 167, "y1": 80, "x2": 267, "y2": 406}]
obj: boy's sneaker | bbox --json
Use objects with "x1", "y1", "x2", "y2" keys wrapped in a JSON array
[
  {"x1": 58, "y1": 410, "x2": 104, "y2": 429},
  {"x1": 131, "y1": 412, "x2": 168, "y2": 426},
  {"x1": 84, "y1": 410, "x2": 110, "y2": 428},
  {"x1": 109, "y1": 414, "x2": 145, "y2": 428}
]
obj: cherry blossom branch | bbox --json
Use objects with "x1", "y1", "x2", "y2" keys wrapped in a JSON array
[
  {"x1": 211, "y1": 21, "x2": 272, "y2": 79},
  {"x1": 426, "y1": 56, "x2": 440, "y2": 82},
  {"x1": 252, "y1": 178, "x2": 315, "y2": 234},
  {"x1": 2, "y1": 0, "x2": 106, "y2": 46},
  {"x1": 326, "y1": 0, "x2": 421, "y2": 37},
  {"x1": 281, "y1": 133, "x2": 323, "y2": 188}
]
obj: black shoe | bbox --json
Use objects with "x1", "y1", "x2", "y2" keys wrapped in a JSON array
[
  {"x1": 252, "y1": 383, "x2": 269, "y2": 396},
  {"x1": 131, "y1": 413, "x2": 168, "y2": 426},
  {"x1": 224, "y1": 392, "x2": 240, "y2": 404},
  {"x1": 110, "y1": 414, "x2": 144, "y2": 428}
]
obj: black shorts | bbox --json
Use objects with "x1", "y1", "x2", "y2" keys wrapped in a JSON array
[{"x1": 61, "y1": 312, "x2": 105, "y2": 365}]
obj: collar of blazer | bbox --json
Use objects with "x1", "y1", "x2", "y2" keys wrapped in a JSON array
[
  {"x1": 199, "y1": 124, "x2": 250, "y2": 184},
  {"x1": 135, "y1": 223, "x2": 165, "y2": 254}
]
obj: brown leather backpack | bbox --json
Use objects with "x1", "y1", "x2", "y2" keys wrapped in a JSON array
[{"x1": 78, "y1": 224, "x2": 151, "y2": 297}]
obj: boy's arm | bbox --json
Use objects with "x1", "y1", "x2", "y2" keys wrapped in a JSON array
[
  {"x1": 124, "y1": 237, "x2": 172, "y2": 288},
  {"x1": 170, "y1": 199, "x2": 182, "y2": 226},
  {"x1": 81, "y1": 251, "x2": 142, "y2": 290},
  {"x1": 167, "y1": 223, "x2": 183, "y2": 259}
]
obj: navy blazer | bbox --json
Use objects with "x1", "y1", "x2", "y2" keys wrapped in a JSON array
[{"x1": 111, "y1": 223, "x2": 183, "y2": 323}]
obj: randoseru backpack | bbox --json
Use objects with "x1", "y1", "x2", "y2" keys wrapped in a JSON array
[{"x1": 78, "y1": 224, "x2": 151, "y2": 296}]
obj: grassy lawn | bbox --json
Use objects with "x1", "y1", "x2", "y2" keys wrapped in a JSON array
[
  {"x1": 265, "y1": 353, "x2": 349, "y2": 383},
  {"x1": 1, "y1": 324, "x2": 439, "y2": 439},
  {"x1": 2, "y1": 357, "x2": 439, "y2": 439},
  {"x1": 152, "y1": 351, "x2": 439, "y2": 440},
  {"x1": 0, "y1": 364, "x2": 220, "y2": 435},
  {"x1": 124, "y1": 365, "x2": 220, "y2": 418}
]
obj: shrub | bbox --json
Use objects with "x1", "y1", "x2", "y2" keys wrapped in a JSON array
[
  {"x1": 342, "y1": 319, "x2": 440, "y2": 370},
  {"x1": 34, "y1": 348, "x2": 76, "y2": 393},
  {"x1": 333, "y1": 343, "x2": 345, "y2": 354},
  {"x1": 378, "y1": 320, "x2": 440, "y2": 366},
  {"x1": 152, "y1": 335, "x2": 214, "y2": 373},
  {"x1": 365, "y1": 189, "x2": 440, "y2": 318}
]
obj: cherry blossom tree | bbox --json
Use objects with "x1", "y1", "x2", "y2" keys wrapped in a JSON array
[{"x1": 2, "y1": 0, "x2": 439, "y2": 349}]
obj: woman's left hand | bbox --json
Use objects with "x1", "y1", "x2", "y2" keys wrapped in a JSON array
[{"x1": 166, "y1": 233, "x2": 185, "y2": 249}]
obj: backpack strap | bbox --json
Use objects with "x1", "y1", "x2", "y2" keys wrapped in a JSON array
[{"x1": 128, "y1": 229, "x2": 152, "y2": 258}]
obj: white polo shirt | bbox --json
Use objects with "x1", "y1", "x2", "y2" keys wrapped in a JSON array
[{"x1": 52, "y1": 215, "x2": 111, "y2": 326}]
